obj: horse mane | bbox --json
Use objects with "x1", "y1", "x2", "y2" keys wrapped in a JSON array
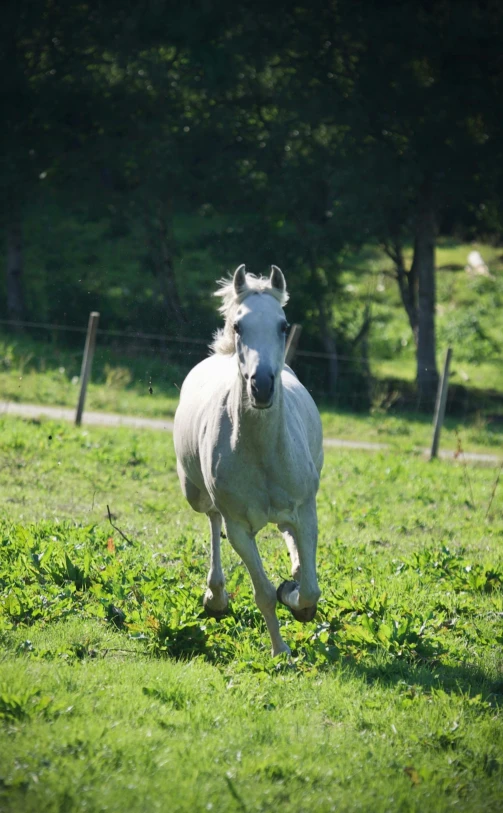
[{"x1": 211, "y1": 272, "x2": 289, "y2": 355}]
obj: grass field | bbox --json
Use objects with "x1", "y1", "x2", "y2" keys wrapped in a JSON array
[{"x1": 0, "y1": 416, "x2": 502, "y2": 812}]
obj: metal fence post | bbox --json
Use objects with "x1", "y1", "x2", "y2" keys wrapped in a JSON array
[
  {"x1": 285, "y1": 324, "x2": 302, "y2": 366},
  {"x1": 430, "y1": 347, "x2": 453, "y2": 460},
  {"x1": 75, "y1": 312, "x2": 100, "y2": 426}
]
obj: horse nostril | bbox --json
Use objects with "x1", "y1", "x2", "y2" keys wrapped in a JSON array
[{"x1": 250, "y1": 371, "x2": 274, "y2": 403}]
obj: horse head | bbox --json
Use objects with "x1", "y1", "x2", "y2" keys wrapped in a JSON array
[{"x1": 232, "y1": 265, "x2": 289, "y2": 409}]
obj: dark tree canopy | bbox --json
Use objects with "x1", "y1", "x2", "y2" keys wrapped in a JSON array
[{"x1": 2, "y1": 0, "x2": 503, "y2": 407}]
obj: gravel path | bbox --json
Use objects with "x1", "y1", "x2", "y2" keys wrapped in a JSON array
[
  {"x1": 0, "y1": 400, "x2": 500, "y2": 464},
  {"x1": 1, "y1": 400, "x2": 175, "y2": 432}
]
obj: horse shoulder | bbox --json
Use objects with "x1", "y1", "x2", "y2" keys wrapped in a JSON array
[
  {"x1": 282, "y1": 370, "x2": 323, "y2": 475},
  {"x1": 174, "y1": 355, "x2": 234, "y2": 480}
]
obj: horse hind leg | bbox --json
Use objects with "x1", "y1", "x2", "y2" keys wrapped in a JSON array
[
  {"x1": 203, "y1": 511, "x2": 230, "y2": 619},
  {"x1": 176, "y1": 464, "x2": 229, "y2": 618},
  {"x1": 177, "y1": 461, "x2": 212, "y2": 514}
]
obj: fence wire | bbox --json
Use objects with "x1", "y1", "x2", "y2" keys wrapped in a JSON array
[
  {"x1": 0, "y1": 317, "x2": 501, "y2": 417},
  {"x1": 0, "y1": 317, "x2": 367, "y2": 363}
]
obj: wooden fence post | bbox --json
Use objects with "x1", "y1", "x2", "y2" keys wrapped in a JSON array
[
  {"x1": 430, "y1": 347, "x2": 453, "y2": 460},
  {"x1": 285, "y1": 323, "x2": 302, "y2": 366},
  {"x1": 75, "y1": 312, "x2": 100, "y2": 426}
]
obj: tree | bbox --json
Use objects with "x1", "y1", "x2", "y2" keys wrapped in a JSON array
[
  {"x1": 211, "y1": 0, "x2": 503, "y2": 406},
  {"x1": 5, "y1": 0, "x2": 503, "y2": 408},
  {"x1": 0, "y1": 2, "x2": 198, "y2": 327},
  {"x1": 178, "y1": 2, "x2": 372, "y2": 397},
  {"x1": 289, "y1": 0, "x2": 503, "y2": 405},
  {"x1": 0, "y1": 0, "x2": 131, "y2": 322}
]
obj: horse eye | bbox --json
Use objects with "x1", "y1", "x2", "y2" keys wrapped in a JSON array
[{"x1": 233, "y1": 322, "x2": 241, "y2": 334}]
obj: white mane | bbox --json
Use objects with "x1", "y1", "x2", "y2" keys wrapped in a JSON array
[{"x1": 211, "y1": 273, "x2": 289, "y2": 355}]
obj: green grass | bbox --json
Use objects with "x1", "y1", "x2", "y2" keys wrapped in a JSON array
[
  {"x1": 318, "y1": 407, "x2": 503, "y2": 455},
  {"x1": 0, "y1": 416, "x2": 502, "y2": 812}
]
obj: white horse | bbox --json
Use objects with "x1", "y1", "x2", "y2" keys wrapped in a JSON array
[{"x1": 173, "y1": 265, "x2": 323, "y2": 656}]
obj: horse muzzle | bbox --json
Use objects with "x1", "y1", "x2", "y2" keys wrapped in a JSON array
[{"x1": 249, "y1": 370, "x2": 275, "y2": 409}]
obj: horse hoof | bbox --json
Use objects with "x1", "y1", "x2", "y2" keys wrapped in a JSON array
[
  {"x1": 290, "y1": 604, "x2": 317, "y2": 623},
  {"x1": 203, "y1": 598, "x2": 230, "y2": 620},
  {"x1": 276, "y1": 580, "x2": 317, "y2": 623},
  {"x1": 277, "y1": 579, "x2": 299, "y2": 606}
]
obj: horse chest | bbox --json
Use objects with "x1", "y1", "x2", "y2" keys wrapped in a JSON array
[{"x1": 210, "y1": 450, "x2": 309, "y2": 532}]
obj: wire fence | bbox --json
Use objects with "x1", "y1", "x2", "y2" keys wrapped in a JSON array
[
  {"x1": 0, "y1": 318, "x2": 366, "y2": 361},
  {"x1": 0, "y1": 317, "x2": 502, "y2": 417}
]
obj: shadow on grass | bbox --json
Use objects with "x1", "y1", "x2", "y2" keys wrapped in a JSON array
[
  {"x1": 350, "y1": 655, "x2": 503, "y2": 706},
  {"x1": 318, "y1": 379, "x2": 503, "y2": 438},
  {"x1": 143, "y1": 630, "x2": 503, "y2": 708}
]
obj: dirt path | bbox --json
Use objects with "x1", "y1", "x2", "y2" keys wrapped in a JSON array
[
  {"x1": 0, "y1": 400, "x2": 500, "y2": 464},
  {"x1": 1, "y1": 400, "x2": 175, "y2": 432}
]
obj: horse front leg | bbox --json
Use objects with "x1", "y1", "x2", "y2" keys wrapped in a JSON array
[
  {"x1": 203, "y1": 511, "x2": 230, "y2": 618},
  {"x1": 278, "y1": 524, "x2": 301, "y2": 581},
  {"x1": 225, "y1": 519, "x2": 290, "y2": 657},
  {"x1": 277, "y1": 500, "x2": 320, "y2": 623}
]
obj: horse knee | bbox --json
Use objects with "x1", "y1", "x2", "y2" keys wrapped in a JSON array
[
  {"x1": 301, "y1": 585, "x2": 321, "y2": 607},
  {"x1": 207, "y1": 574, "x2": 225, "y2": 591},
  {"x1": 292, "y1": 564, "x2": 301, "y2": 581},
  {"x1": 254, "y1": 582, "x2": 277, "y2": 614}
]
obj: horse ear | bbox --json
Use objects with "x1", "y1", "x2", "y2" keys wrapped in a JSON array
[
  {"x1": 270, "y1": 265, "x2": 286, "y2": 293},
  {"x1": 233, "y1": 264, "x2": 247, "y2": 294}
]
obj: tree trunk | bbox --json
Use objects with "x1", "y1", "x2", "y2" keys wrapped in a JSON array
[
  {"x1": 414, "y1": 183, "x2": 438, "y2": 409},
  {"x1": 318, "y1": 298, "x2": 338, "y2": 398},
  {"x1": 385, "y1": 239, "x2": 418, "y2": 345},
  {"x1": 352, "y1": 303, "x2": 372, "y2": 405},
  {"x1": 157, "y1": 201, "x2": 186, "y2": 327},
  {"x1": 144, "y1": 200, "x2": 186, "y2": 328},
  {"x1": 6, "y1": 203, "x2": 26, "y2": 325}
]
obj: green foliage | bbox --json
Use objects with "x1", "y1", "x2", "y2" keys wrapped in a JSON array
[
  {"x1": 336, "y1": 239, "x2": 503, "y2": 403},
  {"x1": 438, "y1": 306, "x2": 501, "y2": 364},
  {"x1": 0, "y1": 687, "x2": 53, "y2": 723},
  {"x1": 4, "y1": 519, "x2": 499, "y2": 671}
]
